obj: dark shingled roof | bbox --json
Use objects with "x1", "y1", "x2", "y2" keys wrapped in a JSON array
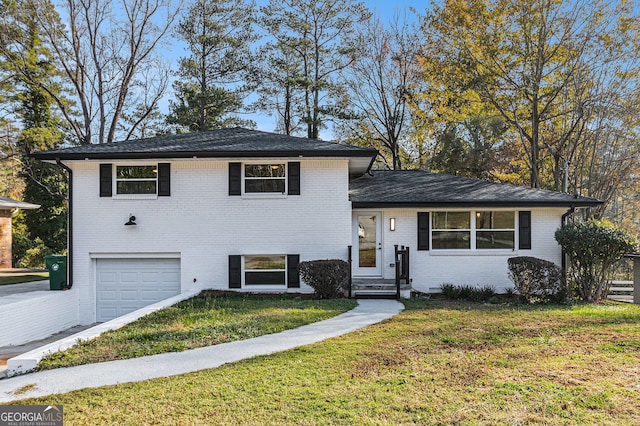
[
  {"x1": 32, "y1": 127, "x2": 377, "y2": 160},
  {"x1": 349, "y1": 170, "x2": 602, "y2": 208}
]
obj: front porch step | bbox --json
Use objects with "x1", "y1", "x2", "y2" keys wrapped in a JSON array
[
  {"x1": 352, "y1": 278, "x2": 395, "y2": 285},
  {"x1": 353, "y1": 288, "x2": 397, "y2": 294},
  {"x1": 351, "y1": 278, "x2": 411, "y2": 299},
  {"x1": 352, "y1": 279, "x2": 410, "y2": 290}
]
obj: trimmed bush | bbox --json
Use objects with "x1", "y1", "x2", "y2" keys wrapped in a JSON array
[
  {"x1": 298, "y1": 259, "x2": 350, "y2": 299},
  {"x1": 507, "y1": 256, "x2": 564, "y2": 304},
  {"x1": 555, "y1": 220, "x2": 637, "y2": 302}
]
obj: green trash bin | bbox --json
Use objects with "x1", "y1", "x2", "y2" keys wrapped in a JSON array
[{"x1": 45, "y1": 254, "x2": 67, "y2": 290}]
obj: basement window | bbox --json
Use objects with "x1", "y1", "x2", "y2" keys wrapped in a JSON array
[{"x1": 244, "y1": 255, "x2": 286, "y2": 286}]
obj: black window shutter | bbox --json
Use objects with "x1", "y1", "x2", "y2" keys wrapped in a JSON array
[
  {"x1": 157, "y1": 163, "x2": 171, "y2": 196},
  {"x1": 288, "y1": 162, "x2": 300, "y2": 195},
  {"x1": 287, "y1": 254, "x2": 300, "y2": 288},
  {"x1": 417, "y1": 212, "x2": 430, "y2": 250},
  {"x1": 99, "y1": 164, "x2": 112, "y2": 197},
  {"x1": 519, "y1": 211, "x2": 532, "y2": 250},
  {"x1": 229, "y1": 163, "x2": 241, "y2": 196},
  {"x1": 229, "y1": 255, "x2": 241, "y2": 289}
]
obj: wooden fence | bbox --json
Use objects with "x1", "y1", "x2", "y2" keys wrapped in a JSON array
[{"x1": 607, "y1": 280, "x2": 634, "y2": 303}]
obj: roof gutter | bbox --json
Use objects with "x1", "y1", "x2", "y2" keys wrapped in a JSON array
[
  {"x1": 365, "y1": 154, "x2": 377, "y2": 176},
  {"x1": 32, "y1": 149, "x2": 378, "y2": 161},
  {"x1": 56, "y1": 158, "x2": 73, "y2": 289},
  {"x1": 351, "y1": 201, "x2": 602, "y2": 209},
  {"x1": 561, "y1": 207, "x2": 575, "y2": 226},
  {"x1": 560, "y1": 207, "x2": 575, "y2": 281}
]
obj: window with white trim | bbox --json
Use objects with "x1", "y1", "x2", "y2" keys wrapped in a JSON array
[
  {"x1": 115, "y1": 165, "x2": 157, "y2": 195},
  {"x1": 244, "y1": 164, "x2": 286, "y2": 193},
  {"x1": 432, "y1": 211, "x2": 471, "y2": 249},
  {"x1": 431, "y1": 211, "x2": 516, "y2": 250},
  {"x1": 244, "y1": 255, "x2": 286, "y2": 286},
  {"x1": 476, "y1": 211, "x2": 515, "y2": 249}
]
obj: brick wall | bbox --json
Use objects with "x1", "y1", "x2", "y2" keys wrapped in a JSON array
[
  {"x1": 353, "y1": 207, "x2": 567, "y2": 293},
  {"x1": 68, "y1": 159, "x2": 353, "y2": 324}
]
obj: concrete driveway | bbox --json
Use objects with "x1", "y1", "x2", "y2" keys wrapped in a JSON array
[{"x1": 0, "y1": 269, "x2": 49, "y2": 295}]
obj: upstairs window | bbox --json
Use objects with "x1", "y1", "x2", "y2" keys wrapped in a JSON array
[
  {"x1": 116, "y1": 165, "x2": 157, "y2": 195},
  {"x1": 100, "y1": 163, "x2": 169, "y2": 197},
  {"x1": 244, "y1": 164, "x2": 286, "y2": 193}
]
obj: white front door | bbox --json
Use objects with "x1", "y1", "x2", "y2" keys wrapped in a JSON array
[{"x1": 353, "y1": 212, "x2": 382, "y2": 276}]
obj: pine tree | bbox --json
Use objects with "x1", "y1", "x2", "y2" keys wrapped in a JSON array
[
  {"x1": 167, "y1": 0, "x2": 257, "y2": 132},
  {"x1": 259, "y1": 0, "x2": 370, "y2": 139},
  {"x1": 2, "y1": 0, "x2": 67, "y2": 265}
]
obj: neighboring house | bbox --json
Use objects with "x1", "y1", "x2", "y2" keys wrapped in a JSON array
[
  {"x1": 34, "y1": 128, "x2": 600, "y2": 324},
  {"x1": 0, "y1": 197, "x2": 40, "y2": 268}
]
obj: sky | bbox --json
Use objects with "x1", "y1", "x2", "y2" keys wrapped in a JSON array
[{"x1": 364, "y1": 0, "x2": 424, "y2": 18}]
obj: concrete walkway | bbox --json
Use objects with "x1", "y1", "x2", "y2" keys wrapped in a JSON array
[{"x1": 0, "y1": 299, "x2": 404, "y2": 403}]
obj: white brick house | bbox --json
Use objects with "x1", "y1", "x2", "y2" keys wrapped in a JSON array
[{"x1": 35, "y1": 128, "x2": 600, "y2": 324}]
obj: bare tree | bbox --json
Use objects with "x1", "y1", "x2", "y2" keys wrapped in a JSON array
[
  {"x1": 572, "y1": 76, "x2": 640, "y2": 218},
  {"x1": 118, "y1": 62, "x2": 170, "y2": 140},
  {"x1": 30, "y1": 0, "x2": 179, "y2": 144},
  {"x1": 335, "y1": 14, "x2": 421, "y2": 169}
]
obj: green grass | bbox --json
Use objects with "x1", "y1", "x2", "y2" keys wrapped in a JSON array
[
  {"x1": 38, "y1": 293, "x2": 356, "y2": 370},
  {"x1": 0, "y1": 273, "x2": 48, "y2": 286},
  {"x1": 14, "y1": 299, "x2": 640, "y2": 425}
]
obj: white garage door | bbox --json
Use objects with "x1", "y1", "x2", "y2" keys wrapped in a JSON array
[{"x1": 96, "y1": 258, "x2": 181, "y2": 322}]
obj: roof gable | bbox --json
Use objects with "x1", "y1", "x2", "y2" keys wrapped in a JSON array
[{"x1": 349, "y1": 170, "x2": 601, "y2": 208}]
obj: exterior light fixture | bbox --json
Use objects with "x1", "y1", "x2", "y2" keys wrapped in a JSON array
[
  {"x1": 390, "y1": 217, "x2": 396, "y2": 231},
  {"x1": 125, "y1": 215, "x2": 137, "y2": 226}
]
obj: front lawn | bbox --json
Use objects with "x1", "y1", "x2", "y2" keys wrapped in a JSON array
[
  {"x1": 0, "y1": 273, "x2": 48, "y2": 286},
  {"x1": 38, "y1": 293, "x2": 356, "y2": 370},
  {"x1": 18, "y1": 299, "x2": 640, "y2": 424}
]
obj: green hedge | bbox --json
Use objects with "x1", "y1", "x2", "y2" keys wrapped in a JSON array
[
  {"x1": 298, "y1": 260, "x2": 349, "y2": 299},
  {"x1": 555, "y1": 220, "x2": 637, "y2": 302}
]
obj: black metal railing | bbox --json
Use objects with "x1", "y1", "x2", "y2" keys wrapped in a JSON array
[
  {"x1": 394, "y1": 245, "x2": 410, "y2": 300},
  {"x1": 347, "y1": 245, "x2": 353, "y2": 299}
]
